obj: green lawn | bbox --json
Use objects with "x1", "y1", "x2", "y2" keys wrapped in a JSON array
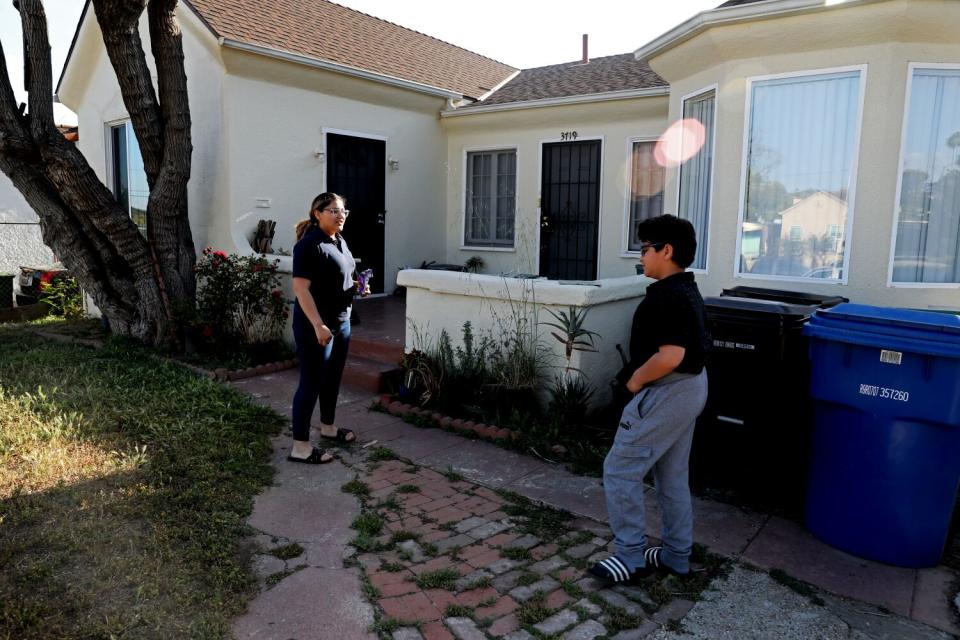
[{"x1": 0, "y1": 323, "x2": 283, "y2": 639}]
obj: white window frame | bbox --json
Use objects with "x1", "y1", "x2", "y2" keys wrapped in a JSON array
[
  {"x1": 536, "y1": 135, "x2": 605, "y2": 277},
  {"x1": 673, "y1": 83, "x2": 718, "y2": 274},
  {"x1": 886, "y1": 62, "x2": 960, "y2": 289},
  {"x1": 105, "y1": 118, "x2": 147, "y2": 233},
  {"x1": 733, "y1": 64, "x2": 868, "y2": 286},
  {"x1": 460, "y1": 145, "x2": 519, "y2": 251},
  {"x1": 621, "y1": 135, "x2": 666, "y2": 256}
]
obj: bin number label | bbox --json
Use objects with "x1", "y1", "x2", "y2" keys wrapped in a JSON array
[
  {"x1": 859, "y1": 384, "x2": 910, "y2": 402},
  {"x1": 880, "y1": 350, "x2": 902, "y2": 365}
]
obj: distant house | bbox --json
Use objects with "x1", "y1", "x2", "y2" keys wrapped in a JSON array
[
  {"x1": 0, "y1": 126, "x2": 75, "y2": 279},
  {"x1": 57, "y1": 0, "x2": 960, "y2": 310}
]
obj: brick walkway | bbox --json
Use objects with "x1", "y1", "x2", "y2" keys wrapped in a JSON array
[
  {"x1": 348, "y1": 457, "x2": 709, "y2": 640},
  {"x1": 231, "y1": 371, "x2": 960, "y2": 639}
]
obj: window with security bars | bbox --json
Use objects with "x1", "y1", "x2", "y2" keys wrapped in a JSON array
[
  {"x1": 627, "y1": 141, "x2": 665, "y2": 251},
  {"x1": 465, "y1": 149, "x2": 516, "y2": 246}
]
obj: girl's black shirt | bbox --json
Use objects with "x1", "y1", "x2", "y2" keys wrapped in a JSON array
[{"x1": 292, "y1": 226, "x2": 356, "y2": 326}]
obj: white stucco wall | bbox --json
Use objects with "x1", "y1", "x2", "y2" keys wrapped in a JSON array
[
  {"x1": 397, "y1": 269, "x2": 648, "y2": 407},
  {"x1": 57, "y1": 4, "x2": 228, "y2": 252},
  {"x1": 441, "y1": 96, "x2": 670, "y2": 281},
  {"x1": 650, "y1": 0, "x2": 960, "y2": 310},
  {"x1": 212, "y1": 50, "x2": 449, "y2": 294}
]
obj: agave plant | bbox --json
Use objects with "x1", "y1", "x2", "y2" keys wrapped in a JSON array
[{"x1": 541, "y1": 306, "x2": 600, "y2": 371}]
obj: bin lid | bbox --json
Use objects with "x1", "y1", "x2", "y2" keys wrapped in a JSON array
[
  {"x1": 805, "y1": 303, "x2": 960, "y2": 357},
  {"x1": 720, "y1": 286, "x2": 847, "y2": 308},
  {"x1": 706, "y1": 296, "x2": 816, "y2": 320}
]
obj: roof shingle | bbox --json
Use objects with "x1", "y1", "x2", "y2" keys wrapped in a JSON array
[
  {"x1": 184, "y1": 0, "x2": 517, "y2": 99},
  {"x1": 462, "y1": 53, "x2": 667, "y2": 108}
]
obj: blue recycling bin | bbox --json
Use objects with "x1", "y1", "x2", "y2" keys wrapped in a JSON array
[{"x1": 803, "y1": 304, "x2": 960, "y2": 567}]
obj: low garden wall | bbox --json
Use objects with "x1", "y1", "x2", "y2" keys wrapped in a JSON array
[{"x1": 396, "y1": 269, "x2": 649, "y2": 407}]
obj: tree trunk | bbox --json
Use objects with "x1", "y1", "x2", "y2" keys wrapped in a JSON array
[{"x1": 0, "y1": 0, "x2": 194, "y2": 345}]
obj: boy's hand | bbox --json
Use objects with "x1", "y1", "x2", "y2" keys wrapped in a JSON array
[{"x1": 626, "y1": 370, "x2": 645, "y2": 394}]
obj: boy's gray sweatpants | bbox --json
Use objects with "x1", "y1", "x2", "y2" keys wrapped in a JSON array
[{"x1": 603, "y1": 370, "x2": 708, "y2": 573}]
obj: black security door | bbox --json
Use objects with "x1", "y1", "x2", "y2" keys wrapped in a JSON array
[
  {"x1": 539, "y1": 140, "x2": 602, "y2": 280},
  {"x1": 326, "y1": 133, "x2": 386, "y2": 293}
]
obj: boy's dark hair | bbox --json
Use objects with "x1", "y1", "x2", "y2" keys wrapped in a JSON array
[{"x1": 635, "y1": 214, "x2": 697, "y2": 269}]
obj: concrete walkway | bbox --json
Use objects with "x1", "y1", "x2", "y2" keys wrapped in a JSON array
[{"x1": 231, "y1": 370, "x2": 960, "y2": 639}]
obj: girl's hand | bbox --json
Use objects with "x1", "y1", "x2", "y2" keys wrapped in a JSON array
[
  {"x1": 626, "y1": 370, "x2": 645, "y2": 394},
  {"x1": 353, "y1": 280, "x2": 371, "y2": 297},
  {"x1": 314, "y1": 322, "x2": 333, "y2": 346}
]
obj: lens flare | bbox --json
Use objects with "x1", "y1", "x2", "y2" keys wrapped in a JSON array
[{"x1": 654, "y1": 118, "x2": 707, "y2": 168}]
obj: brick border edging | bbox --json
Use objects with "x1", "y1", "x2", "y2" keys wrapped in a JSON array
[
  {"x1": 213, "y1": 359, "x2": 298, "y2": 382},
  {"x1": 374, "y1": 395, "x2": 519, "y2": 444}
]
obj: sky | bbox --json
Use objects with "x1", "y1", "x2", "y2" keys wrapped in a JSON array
[{"x1": 0, "y1": 0, "x2": 720, "y2": 126}]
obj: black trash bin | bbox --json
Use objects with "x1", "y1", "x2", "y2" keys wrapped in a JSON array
[{"x1": 691, "y1": 296, "x2": 820, "y2": 512}]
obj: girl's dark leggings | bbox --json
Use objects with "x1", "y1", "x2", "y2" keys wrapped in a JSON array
[{"x1": 291, "y1": 318, "x2": 351, "y2": 441}]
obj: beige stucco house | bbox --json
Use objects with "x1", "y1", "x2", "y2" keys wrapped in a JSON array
[{"x1": 57, "y1": 0, "x2": 960, "y2": 310}]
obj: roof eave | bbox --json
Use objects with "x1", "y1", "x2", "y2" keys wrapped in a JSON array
[
  {"x1": 633, "y1": 0, "x2": 884, "y2": 62},
  {"x1": 220, "y1": 38, "x2": 463, "y2": 100},
  {"x1": 441, "y1": 86, "x2": 669, "y2": 117}
]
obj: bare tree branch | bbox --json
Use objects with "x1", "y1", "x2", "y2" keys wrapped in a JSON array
[
  {"x1": 91, "y1": 0, "x2": 164, "y2": 183},
  {"x1": 16, "y1": 0, "x2": 55, "y2": 142},
  {"x1": 148, "y1": 0, "x2": 194, "y2": 299}
]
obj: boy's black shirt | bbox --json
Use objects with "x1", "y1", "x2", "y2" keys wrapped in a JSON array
[
  {"x1": 292, "y1": 226, "x2": 356, "y2": 325},
  {"x1": 620, "y1": 271, "x2": 711, "y2": 383}
]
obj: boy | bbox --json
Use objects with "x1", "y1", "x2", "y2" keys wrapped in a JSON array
[{"x1": 589, "y1": 214, "x2": 711, "y2": 583}]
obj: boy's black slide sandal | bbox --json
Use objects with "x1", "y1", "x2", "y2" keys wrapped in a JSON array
[{"x1": 287, "y1": 447, "x2": 334, "y2": 464}]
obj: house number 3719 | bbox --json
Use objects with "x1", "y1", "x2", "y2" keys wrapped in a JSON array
[{"x1": 560, "y1": 131, "x2": 578, "y2": 141}]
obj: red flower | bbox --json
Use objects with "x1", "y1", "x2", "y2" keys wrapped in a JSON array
[
  {"x1": 213, "y1": 250, "x2": 227, "y2": 259},
  {"x1": 271, "y1": 289, "x2": 282, "y2": 298},
  {"x1": 202, "y1": 325, "x2": 214, "y2": 337}
]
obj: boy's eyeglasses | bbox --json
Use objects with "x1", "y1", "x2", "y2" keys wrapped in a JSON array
[
  {"x1": 320, "y1": 208, "x2": 350, "y2": 218},
  {"x1": 639, "y1": 242, "x2": 665, "y2": 256}
]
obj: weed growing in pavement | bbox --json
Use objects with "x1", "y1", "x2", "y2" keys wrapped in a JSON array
[
  {"x1": 500, "y1": 546, "x2": 532, "y2": 561},
  {"x1": 341, "y1": 478, "x2": 371, "y2": 497},
  {"x1": 465, "y1": 575, "x2": 493, "y2": 590},
  {"x1": 517, "y1": 572, "x2": 540, "y2": 587},
  {"x1": 477, "y1": 596, "x2": 498, "y2": 607},
  {"x1": 360, "y1": 574, "x2": 381, "y2": 600},
  {"x1": 370, "y1": 616, "x2": 401, "y2": 636},
  {"x1": 395, "y1": 484, "x2": 420, "y2": 494},
  {"x1": 558, "y1": 578, "x2": 584, "y2": 598},
  {"x1": 377, "y1": 495, "x2": 402, "y2": 511},
  {"x1": 516, "y1": 591, "x2": 551, "y2": 625},
  {"x1": 351, "y1": 512, "x2": 385, "y2": 537},
  {"x1": 498, "y1": 494, "x2": 572, "y2": 540},
  {"x1": 414, "y1": 568, "x2": 459, "y2": 590},
  {"x1": 380, "y1": 561, "x2": 405, "y2": 573},
  {"x1": 368, "y1": 447, "x2": 396, "y2": 461},
  {"x1": 265, "y1": 564, "x2": 307, "y2": 588},
  {"x1": 769, "y1": 568, "x2": 826, "y2": 606},
  {"x1": 421, "y1": 542, "x2": 439, "y2": 557},
  {"x1": 444, "y1": 603, "x2": 473, "y2": 618},
  {"x1": 390, "y1": 531, "x2": 421, "y2": 544},
  {"x1": 268, "y1": 543, "x2": 304, "y2": 560},
  {"x1": 350, "y1": 533, "x2": 382, "y2": 553},
  {"x1": 443, "y1": 466, "x2": 464, "y2": 482},
  {"x1": 586, "y1": 593, "x2": 646, "y2": 633}
]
